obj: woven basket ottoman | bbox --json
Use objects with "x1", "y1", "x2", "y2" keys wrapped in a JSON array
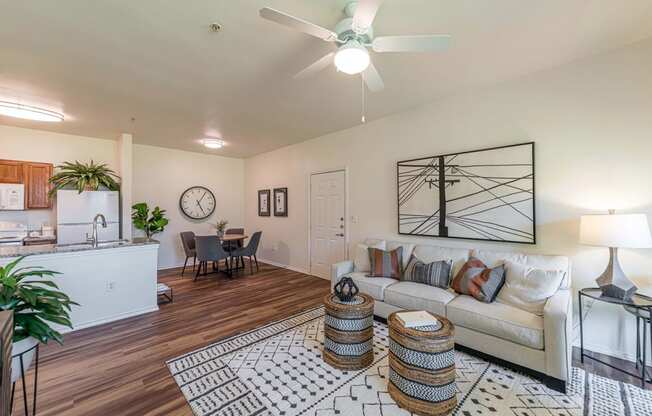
[
  {"x1": 323, "y1": 293, "x2": 375, "y2": 370},
  {"x1": 388, "y1": 311, "x2": 457, "y2": 416}
]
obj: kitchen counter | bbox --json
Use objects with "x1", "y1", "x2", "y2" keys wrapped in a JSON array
[
  {"x1": 0, "y1": 238, "x2": 158, "y2": 259},
  {"x1": 0, "y1": 239, "x2": 160, "y2": 333}
]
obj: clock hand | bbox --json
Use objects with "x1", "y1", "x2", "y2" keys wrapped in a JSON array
[
  {"x1": 198, "y1": 192, "x2": 207, "y2": 203},
  {"x1": 196, "y1": 200, "x2": 206, "y2": 215}
]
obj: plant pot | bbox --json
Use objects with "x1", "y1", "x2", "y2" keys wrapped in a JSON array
[
  {"x1": 216, "y1": 230, "x2": 224, "y2": 238},
  {"x1": 11, "y1": 336, "x2": 38, "y2": 383}
]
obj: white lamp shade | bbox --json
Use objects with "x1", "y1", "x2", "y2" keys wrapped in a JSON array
[{"x1": 580, "y1": 213, "x2": 652, "y2": 248}]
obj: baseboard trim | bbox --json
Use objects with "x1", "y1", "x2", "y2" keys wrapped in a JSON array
[
  {"x1": 257, "y1": 258, "x2": 312, "y2": 275},
  {"x1": 573, "y1": 341, "x2": 644, "y2": 366},
  {"x1": 62, "y1": 305, "x2": 160, "y2": 334}
]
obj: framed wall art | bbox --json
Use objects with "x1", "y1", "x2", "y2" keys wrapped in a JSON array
[
  {"x1": 273, "y1": 187, "x2": 288, "y2": 217},
  {"x1": 258, "y1": 189, "x2": 270, "y2": 217},
  {"x1": 397, "y1": 142, "x2": 535, "y2": 244}
]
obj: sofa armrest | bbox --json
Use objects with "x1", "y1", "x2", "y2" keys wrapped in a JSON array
[
  {"x1": 543, "y1": 289, "x2": 572, "y2": 382},
  {"x1": 331, "y1": 260, "x2": 354, "y2": 291}
]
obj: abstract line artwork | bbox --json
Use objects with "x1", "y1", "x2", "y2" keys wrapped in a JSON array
[{"x1": 397, "y1": 142, "x2": 535, "y2": 244}]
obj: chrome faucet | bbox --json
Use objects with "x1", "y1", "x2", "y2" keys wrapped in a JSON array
[{"x1": 86, "y1": 213, "x2": 107, "y2": 247}]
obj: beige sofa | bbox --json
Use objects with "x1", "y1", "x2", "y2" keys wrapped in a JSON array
[{"x1": 331, "y1": 239, "x2": 572, "y2": 393}]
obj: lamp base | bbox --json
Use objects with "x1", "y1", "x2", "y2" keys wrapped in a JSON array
[{"x1": 596, "y1": 247, "x2": 637, "y2": 300}]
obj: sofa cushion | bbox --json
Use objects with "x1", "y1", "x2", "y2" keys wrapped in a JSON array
[
  {"x1": 344, "y1": 272, "x2": 398, "y2": 301},
  {"x1": 386, "y1": 241, "x2": 416, "y2": 269},
  {"x1": 403, "y1": 255, "x2": 452, "y2": 289},
  {"x1": 353, "y1": 241, "x2": 386, "y2": 272},
  {"x1": 471, "y1": 249, "x2": 571, "y2": 289},
  {"x1": 368, "y1": 247, "x2": 403, "y2": 279},
  {"x1": 384, "y1": 282, "x2": 457, "y2": 316},
  {"x1": 497, "y1": 260, "x2": 566, "y2": 316},
  {"x1": 412, "y1": 245, "x2": 471, "y2": 283},
  {"x1": 451, "y1": 257, "x2": 506, "y2": 303},
  {"x1": 447, "y1": 295, "x2": 544, "y2": 350}
]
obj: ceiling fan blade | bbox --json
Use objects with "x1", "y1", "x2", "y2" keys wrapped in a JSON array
[
  {"x1": 259, "y1": 7, "x2": 337, "y2": 42},
  {"x1": 362, "y1": 62, "x2": 384, "y2": 92},
  {"x1": 294, "y1": 52, "x2": 335, "y2": 79},
  {"x1": 352, "y1": 0, "x2": 383, "y2": 33},
  {"x1": 372, "y1": 35, "x2": 451, "y2": 53}
]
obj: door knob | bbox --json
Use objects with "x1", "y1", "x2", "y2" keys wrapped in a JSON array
[{"x1": 336, "y1": 233, "x2": 344, "y2": 237}]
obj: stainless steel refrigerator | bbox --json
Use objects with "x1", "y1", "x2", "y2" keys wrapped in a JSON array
[{"x1": 56, "y1": 190, "x2": 120, "y2": 244}]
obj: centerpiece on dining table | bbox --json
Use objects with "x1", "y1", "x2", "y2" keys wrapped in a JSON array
[{"x1": 213, "y1": 219, "x2": 228, "y2": 238}]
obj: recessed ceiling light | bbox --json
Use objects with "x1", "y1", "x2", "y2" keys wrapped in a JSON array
[
  {"x1": 0, "y1": 100, "x2": 64, "y2": 122},
  {"x1": 202, "y1": 138, "x2": 224, "y2": 149}
]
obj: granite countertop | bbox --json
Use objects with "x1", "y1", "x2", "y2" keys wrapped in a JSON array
[{"x1": 0, "y1": 238, "x2": 159, "y2": 259}]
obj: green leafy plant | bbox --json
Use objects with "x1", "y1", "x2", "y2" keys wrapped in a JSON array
[
  {"x1": 49, "y1": 160, "x2": 120, "y2": 197},
  {"x1": 132, "y1": 202, "x2": 170, "y2": 239},
  {"x1": 213, "y1": 219, "x2": 228, "y2": 234},
  {"x1": 0, "y1": 257, "x2": 78, "y2": 344}
]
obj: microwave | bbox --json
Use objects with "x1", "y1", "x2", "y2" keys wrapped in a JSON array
[{"x1": 0, "y1": 184, "x2": 25, "y2": 210}]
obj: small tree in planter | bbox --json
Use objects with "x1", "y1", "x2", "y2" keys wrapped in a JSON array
[
  {"x1": 132, "y1": 203, "x2": 169, "y2": 240},
  {"x1": 0, "y1": 257, "x2": 78, "y2": 382}
]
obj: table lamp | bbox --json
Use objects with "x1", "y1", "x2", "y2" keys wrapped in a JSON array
[{"x1": 579, "y1": 210, "x2": 652, "y2": 300}]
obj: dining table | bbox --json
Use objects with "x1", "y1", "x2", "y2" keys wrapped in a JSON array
[{"x1": 220, "y1": 234, "x2": 248, "y2": 272}]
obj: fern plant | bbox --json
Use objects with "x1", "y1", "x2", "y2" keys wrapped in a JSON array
[
  {"x1": 0, "y1": 257, "x2": 78, "y2": 344},
  {"x1": 49, "y1": 160, "x2": 120, "y2": 197}
]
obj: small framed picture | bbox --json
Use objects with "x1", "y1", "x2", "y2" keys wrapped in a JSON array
[
  {"x1": 273, "y1": 187, "x2": 288, "y2": 217},
  {"x1": 258, "y1": 189, "x2": 270, "y2": 217}
]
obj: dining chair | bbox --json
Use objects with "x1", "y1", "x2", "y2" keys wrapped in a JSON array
[
  {"x1": 179, "y1": 231, "x2": 196, "y2": 276},
  {"x1": 231, "y1": 231, "x2": 262, "y2": 274},
  {"x1": 194, "y1": 235, "x2": 232, "y2": 280},
  {"x1": 223, "y1": 228, "x2": 245, "y2": 268}
]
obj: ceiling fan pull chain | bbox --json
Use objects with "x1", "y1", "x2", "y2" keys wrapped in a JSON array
[{"x1": 361, "y1": 76, "x2": 366, "y2": 123}]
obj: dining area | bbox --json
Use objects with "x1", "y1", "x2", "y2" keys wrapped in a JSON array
[{"x1": 179, "y1": 229, "x2": 262, "y2": 280}]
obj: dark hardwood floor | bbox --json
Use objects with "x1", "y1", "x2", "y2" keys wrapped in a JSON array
[
  {"x1": 12, "y1": 264, "x2": 650, "y2": 415},
  {"x1": 13, "y1": 263, "x2": 330, "y2": 416}
]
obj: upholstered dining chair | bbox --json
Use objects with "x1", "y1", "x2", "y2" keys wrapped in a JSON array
[
  {"x1": 231, "y1": 231, "x2": 262, "y2": 274},
  {"x1": 194, "y1": 235, "x2": 232, "y2": 280},
  {"x1": 223, "y1": 228, "x2": 245, "y2": 268},
  {"x1": 179, "y1": 231, "x2": 196, "y2": 276}
]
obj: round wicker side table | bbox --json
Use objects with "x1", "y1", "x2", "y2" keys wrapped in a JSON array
[
  {"x1": 323, "y1": 293, "x2": 375, "y2": 370},
  {"x1": 388, "y1": 311, "x2": 457, "y2": 416}
]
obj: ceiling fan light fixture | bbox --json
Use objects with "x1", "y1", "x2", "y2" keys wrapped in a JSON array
[
  {"x1": 202, "y1": 138, "x2": 224, "y2": 149},
  {"x1": 0, "y1": 100, "x2": 64, "y2": 122},
  {"x1": 334, "y1": 40, "x2": 370, "y2": 75}
]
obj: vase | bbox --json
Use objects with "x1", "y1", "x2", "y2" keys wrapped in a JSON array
[
  {"x1": 11, "y1": 336, "x2": 38, "y2": 383},
  {"x1": 217, "y1": 230, "x2": 224, "y2": 238}
]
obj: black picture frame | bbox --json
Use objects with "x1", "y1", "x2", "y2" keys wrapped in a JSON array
[
  {"x1": 396, "y1": 142, "x2": 535, "y2": 244},
  {"x1": 258, "y1": 189, "x2": 271, "y2": 217},
  {"x1": 273, "y1": 187, "x2": 288, "y2": 217}
]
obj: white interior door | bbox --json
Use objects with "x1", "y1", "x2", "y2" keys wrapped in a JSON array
[{"x1": 310, "y1": 171, "x2": 346, "y2": 279}]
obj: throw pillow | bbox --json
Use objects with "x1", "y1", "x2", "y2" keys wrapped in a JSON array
[
  {"x1": 451, "y1": 257, "x2": 506, "y2": 303},
  {"x1": 353, "y1": 241, "x2": 386, "y2": 272},
  {"x1": 497, "y1": 260, "x2": 566, "y2": 316},
  {"x1": 368, "y1": 247, "x2": 403, "y2": 279},
  {"x1": 402, "y1": 255, "x2": 452, "y2": 289}
]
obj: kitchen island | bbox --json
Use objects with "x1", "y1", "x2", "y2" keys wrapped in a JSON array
[{"x1": 0, "y1": 239, "x2": 159, "y2": 333}]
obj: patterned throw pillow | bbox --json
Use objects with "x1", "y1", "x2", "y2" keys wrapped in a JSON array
[
  {"x1": 368, "y1": 247, "x2": 403, "y2": 279},
  {"x1": 451, "y1": 257, "x2": 506, "y2": 303},
  {"x1": 402, "y1": 255, "x2": 452, "y2": 289}
]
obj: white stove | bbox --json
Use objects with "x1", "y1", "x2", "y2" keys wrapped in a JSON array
[{"x1": 0, "y1": 222, "x2": 27, "y2": 246}]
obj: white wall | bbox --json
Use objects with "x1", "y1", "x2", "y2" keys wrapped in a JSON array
[
  {"x1": 244, "y1": 38, "x2": 652, "y2": 363},
  {"x1": 0, "y1": 125, "x2": 117, "y2": 228},
  {"x1": 133, "y1": 144, "x2": 244, "y2": 269}
]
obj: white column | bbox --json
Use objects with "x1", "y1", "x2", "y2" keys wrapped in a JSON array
[{"x1": 117, "y1": 133, "x2": 133, "y2": 240}]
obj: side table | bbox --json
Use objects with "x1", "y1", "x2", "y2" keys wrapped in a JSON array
[
  {"x1": 578, "y1": 288, "x2": 652, "y2": 388},
  {"x1": 323, "y1": 293, "x2": 375, "y2": 370}
]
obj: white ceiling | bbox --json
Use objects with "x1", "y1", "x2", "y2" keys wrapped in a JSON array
[{"x1": 1, "y1": 0, "x2": 652, "y2": 158}]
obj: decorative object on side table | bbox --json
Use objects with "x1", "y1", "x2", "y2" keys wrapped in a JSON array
[
  {"x1": 333, "y1": 276, "x2": 359, "y2": 302},
  {"x1": 388, "y1": 311, "x2": 457, "y2": 416},
  {"x1": 132, "y1": 202, "x2": 170, "y2": 241},
  {"x1": 580, "y1": 210, "x2": 652, "y2": 300},
  {"x1": 0, "y1": 256, "x2": 78, "y2": 415},
  {"x1": 48, "y1": 160, "x2": 120, "y2": 198},
  {"x1": 258, "y1": 190, "x2": 270, "y2": 217},
  {"x1": 578, "y1": 288, "x2": 652, "y2": 388},
  {"x1": 213, "y1": 219, "x2": 228, "y2": 238},
  {"x1": 323, "y1": 292, "x2": 374, "y2": 370},
  {"x1": 273, "y1": 187, "x2": 288, "y2": 217}
]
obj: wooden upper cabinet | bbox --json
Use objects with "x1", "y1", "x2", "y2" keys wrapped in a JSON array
[
  {"x1": 24, "y1": 162, "x2": 53, "y2": 209},
  {"x1": 0, "y1": 160, "x2": 24, "y2": 183}
]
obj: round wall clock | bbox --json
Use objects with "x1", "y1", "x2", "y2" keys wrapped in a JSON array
[{"x1": 179, "y1": 186, "x2": 216, "y2": 220}]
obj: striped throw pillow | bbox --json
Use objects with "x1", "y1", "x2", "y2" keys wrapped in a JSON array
[
  {"x1": 368, "y1": 247, "x2": 403, "y2": 279},
  {"x1": 402, "y1": 255, "x2": 452, "y2": 289},
  {"x1": 451, "y1": 257, "x2": 506, "y2": 303}
]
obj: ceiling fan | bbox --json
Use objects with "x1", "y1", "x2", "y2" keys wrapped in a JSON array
[{"x1": 259, "y1": 0, "x2": 451, "y2": 92}]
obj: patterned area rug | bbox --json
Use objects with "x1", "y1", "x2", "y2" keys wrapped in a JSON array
[{"x1": 167, "y1": 307, "x2": 652, "y2": 416}]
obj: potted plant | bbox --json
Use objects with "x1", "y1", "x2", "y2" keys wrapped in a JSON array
[
  {"x1": 48, "y1": 160, "x2": 120, "y2": 198},
  {"x1": 132, "y1": 203, "x2": 169, "y2": 240},
  {"x1": 0, "y1": 257, "x2": 78, "y2": 382},
  {"x1": 213, "y1": 219, "x2": 228, "y2": 238}
]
